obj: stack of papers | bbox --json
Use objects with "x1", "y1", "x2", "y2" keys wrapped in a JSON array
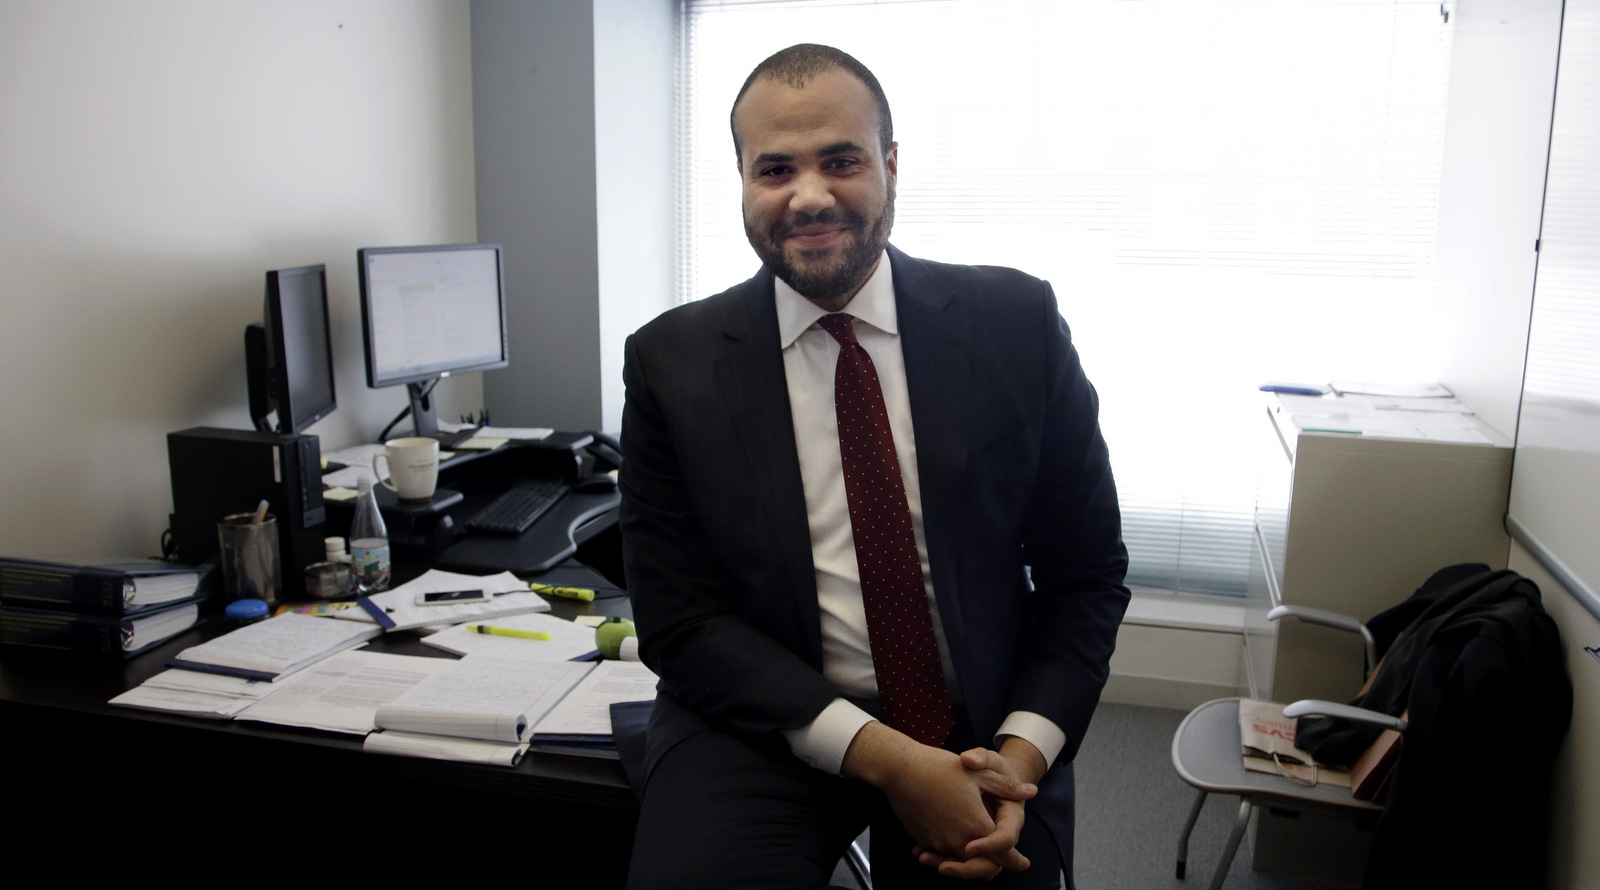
[
  {"x1": 234, "y1": 650, "x2": 459, "y2": 735},
  {"x1": 1274, "y1": 390, "x2": 1494, "y2": 444},
  {"x1": 109, "y1": 667, "x2": 278, "y2": 718},
  {"x1": 366, "y1": 655, "x2": 596, "y2": 767},
  {"x1": 528, "y1": 660, "x2": 659, "y2": 758},
  {"x1": 422, "y1": 611, "x2": 600, "y2": 661},
  {"x1": 338, "y1": 569, "x2": 549, "y2": 632},
  {"x1": 168, "y1": 612, "x2": 382, "y2": 681},
  {"x1": 320, "y1": 443, "x2": 388, "y2": 490},
  {"x1": 106, "y1": 572, "x2": 656, "y2": 769}
]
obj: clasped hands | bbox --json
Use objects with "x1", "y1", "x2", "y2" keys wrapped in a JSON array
[{"x1": 843, "y1": 723, "x2": 1048, "y2": 882}]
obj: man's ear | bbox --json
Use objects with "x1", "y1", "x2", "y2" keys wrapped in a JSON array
[{"x1": 885, "y1": 142, "x2": 899, "y2": 184}]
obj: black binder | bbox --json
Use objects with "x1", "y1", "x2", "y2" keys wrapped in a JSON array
[
  {"x1": 0, "y1": 557, "x2": 208, "y2": 616},
  {"x1": 0, "y1": 599, "x2": 204, "y2": 659}
]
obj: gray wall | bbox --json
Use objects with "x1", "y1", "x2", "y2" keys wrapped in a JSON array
[
  {"x1": 0, "y1": 1, "x2": 480, "y2": 557},
  {"x1": 472, "y1": 0, "x2": 676, "y2": 434}
]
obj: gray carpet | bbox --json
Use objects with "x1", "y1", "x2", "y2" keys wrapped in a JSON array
[
  {"x1": 1073, "y1": 702, "x2": 1323, "y2": 890},
  {"x1": 831, "y1": 702, "x2": 1337, "y2": 889}
]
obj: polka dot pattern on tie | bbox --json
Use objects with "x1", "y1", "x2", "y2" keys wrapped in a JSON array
[{"x1": 817, "y1": 313, "x2": 953, "y2": 747}]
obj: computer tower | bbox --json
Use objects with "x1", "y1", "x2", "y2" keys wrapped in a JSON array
[{"x1": 167, "y1": 427, "x2": 325, "y2": 596}]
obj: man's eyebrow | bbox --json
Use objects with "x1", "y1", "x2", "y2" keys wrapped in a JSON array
[
  {"x1": 818, "y1": 141, "x2": 867, "y2": 157},
  {"x1": 748, "y1": 142, "x2": 868, "y2": 168}
]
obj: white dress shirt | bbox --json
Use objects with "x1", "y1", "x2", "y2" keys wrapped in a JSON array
[{"x1": 773, "y1": 252, "x2": 1066, "y2": 774}]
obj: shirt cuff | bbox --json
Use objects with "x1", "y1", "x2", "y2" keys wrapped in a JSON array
[
  {"x1": 996, "y1": 710, "x2": 1067, "y2": 766},
  {"x1": 782, "y1": 697, "x2": 877, "y2": 774}
]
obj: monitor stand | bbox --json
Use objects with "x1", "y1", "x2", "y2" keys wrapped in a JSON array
[
  {"x1": 407, "y1": 381, "x2": 439, "y2": 438},
  {"x1": 404, "y1": 381, "x2": 478, "y2": 448}
]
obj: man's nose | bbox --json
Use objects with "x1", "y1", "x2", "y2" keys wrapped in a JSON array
[{"x1": 788, "y1": 171, "x2": 836, "y2": 216}]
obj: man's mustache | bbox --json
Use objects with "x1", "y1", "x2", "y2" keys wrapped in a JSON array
[{"x1": 770, "y1": 208, "x2": 866, "y2": 242}]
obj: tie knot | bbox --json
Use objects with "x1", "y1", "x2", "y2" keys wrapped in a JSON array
[{"x1": 818, "y1": 313, "x2": 858, "y2": 347}]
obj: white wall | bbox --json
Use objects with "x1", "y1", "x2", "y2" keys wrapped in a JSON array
[
  {"x1": 594, "y1": 0, "x2": 678, "y2": 433},
  {"x1": 1509, "y1": 543, "x2": 1600, "y2": 890},
  {"x1": 0, "y1": 1, "x2": 480, "y2": 557},
  {"x1": 1434, "y1": 0, "x2": 1564, "y2": 437}
]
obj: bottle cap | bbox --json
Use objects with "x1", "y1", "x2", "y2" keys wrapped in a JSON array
[
  {"x1": 225, "y1": 598, "x2": 270, "y2": 624},
  {"x1": 325, "y1": 537, "x2": 347, "y2": 559},
  {"x1": 358, "y1": 476, "x2": 374, "y2": 493}
]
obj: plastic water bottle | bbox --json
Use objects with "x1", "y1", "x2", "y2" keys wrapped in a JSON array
[{"x1": 349, "y1": 477, "x2": 391, "y2": 594}]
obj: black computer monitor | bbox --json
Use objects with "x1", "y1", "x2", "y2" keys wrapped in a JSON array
[
  {"x1": 356, "y1": 243, "x2": 509, "y2": 439},
  {"x1": 245, "y1": 264, "x2": 337, "y2": 435}
]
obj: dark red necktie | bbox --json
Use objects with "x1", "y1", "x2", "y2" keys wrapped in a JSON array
[{"x1": 817, "y1": 313, "x2": 953, "y2": 747}]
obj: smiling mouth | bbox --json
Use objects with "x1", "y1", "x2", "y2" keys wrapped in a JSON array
[
  {"x1": 786, "y1": 227, "x2": 848, "y2": 248},
  {"x1": 773, "y1": 212, "x2": 861, "y2": 249}
]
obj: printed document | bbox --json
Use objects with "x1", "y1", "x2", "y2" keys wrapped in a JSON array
[
  {"x1": 236, "y1": 650, "x2": 458, "y2": 735},
  {"x1": 374, "y1": 654, "x2": 595, "y2": 743}
]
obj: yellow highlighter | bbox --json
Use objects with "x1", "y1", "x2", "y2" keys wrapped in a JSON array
[
  {"x1": 465, "y1": 625, "x2": 552, "y2": 640},
  {"x1": 529, "y1": 582, "x2": 596, "y2": 602}
]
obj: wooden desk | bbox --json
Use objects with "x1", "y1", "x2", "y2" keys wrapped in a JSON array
[{"x1": 0, "y1": 567, "x2": 640, "y2": 882}]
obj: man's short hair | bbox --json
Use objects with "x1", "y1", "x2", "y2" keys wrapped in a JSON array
[{"x1": 730, "y1": 43, "x2": 894, "y2": 160}]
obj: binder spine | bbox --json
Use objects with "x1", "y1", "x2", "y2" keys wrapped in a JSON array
[
  {"x1": 0, "y1": 563, "x2": 123, "y2": 612},
  {"x1": 0, "y1": 607, "x2": 128, "y2": 657}
]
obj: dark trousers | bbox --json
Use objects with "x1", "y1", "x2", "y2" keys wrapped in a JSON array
[{"x1": 626, "y1": 726, "x2": 1070, "y2": 890}]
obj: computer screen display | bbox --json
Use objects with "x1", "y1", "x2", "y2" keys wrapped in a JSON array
[
  {"x1": 358, "y1": 243, "x2": 509, "y2": 389},
  {"x1": 250, "y1": 263, "x2": 336, "y2": 435}
]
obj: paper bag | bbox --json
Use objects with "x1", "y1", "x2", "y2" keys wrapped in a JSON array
[{"x1": 1239, "y1": 698, "x2": 1351, "y2": 788}]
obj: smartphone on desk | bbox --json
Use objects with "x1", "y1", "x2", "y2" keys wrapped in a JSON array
[{"x1": 416, "y1": 588, "x2": 490, "y2": 606}]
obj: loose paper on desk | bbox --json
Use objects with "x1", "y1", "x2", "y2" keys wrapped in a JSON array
[
  {"x1": 1276, "y1": 394, "x2": 1494, "y2": 444},
  {"x1": 168, "y1": 612, "x2": 381, "y2": 681},
  {"x1": 336, "y1": 568, "x2": 548, "y2": 632},
  {"x1": 530, "y1": 660, "x2": 659, "y2": 742},
  {"x1": 235, "y1": 649, "x2": 459, "y2": 735},
  {"x1": 1291, "y1": 409, "x2": 1492, "y2": 444},
  {"x1": 109, "y1": 667, "x2": 278, "y2": 718},
  {"x1": 422, "y1": 612, "x2": 599, "y2": 661},
  {"x1": 1329, "y1": 382, "x2": 1452, "y2": 399},
  {"x1": 373, "y1": 654, "x2": 595, "y2": 743},
  {"x1": 475, "y1": 426, "x2": 553, "y2": 441},
  {"x1": 364, "y1": 730, "x2": 527, "y2": 767},
  {"x1": 320, "y1": 443, "x2": 388, "y2": 490}
]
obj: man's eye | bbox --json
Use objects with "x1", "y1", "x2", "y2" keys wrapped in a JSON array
[
  {"x1": 826, "y1": 158, "x2": 860, "y2": 170},
  {"x1": 759, "y1": 166, "x2": 792, "y2": 178}
]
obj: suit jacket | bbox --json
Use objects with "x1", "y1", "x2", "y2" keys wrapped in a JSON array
[{"x1": 618, "y1": 245, "x2": 1130, "y2": 853}]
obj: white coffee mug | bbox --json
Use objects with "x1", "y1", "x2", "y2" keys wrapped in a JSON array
[{"x1": 373, "y1": 436, "x2": 440, "y2": 502}]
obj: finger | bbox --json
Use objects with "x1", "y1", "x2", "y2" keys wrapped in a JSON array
[
  {"x1": 917, "y1": 849, "x2": 952, "y2": 868},
  {"x1": 972, "y1": 769, "x2": 1037, "y2": 801},
  {"x1": 960, "y1": 747, "x2": 999, "y2": 771},
  {"x1": 985, "y1": 845, "x2": 1032, "y2": 873},
  {"x1": 965, "y1": 798, "x2": 1025, "y2": 858},
  {"x1": 937, "y1": 856, "x2": 1004, "y2": 882}
]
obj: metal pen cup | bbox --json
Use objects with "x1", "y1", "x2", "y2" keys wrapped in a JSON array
[
  {"x1": 304, "y1": 560, "x2": 352, "y2": 600},
  {"x1": 217, "y1": 512, "x2": 281, "y2": 606}
]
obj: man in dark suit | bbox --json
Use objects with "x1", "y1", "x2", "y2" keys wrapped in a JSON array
[{"x1": 620, "y1": 44, "x2": 1129, "y2": 888}]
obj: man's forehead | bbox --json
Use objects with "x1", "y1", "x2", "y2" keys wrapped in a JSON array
[{"x1": 734, "y1": 69, "x2": 880, "y2": 156}]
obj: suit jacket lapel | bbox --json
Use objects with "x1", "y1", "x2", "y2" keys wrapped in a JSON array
[
  {"x1": 712, "y1": 270, "x2": 825, "y2": 663},
  {"x1": 890, "y1": 246, "x2": 975, "y2": 661}
]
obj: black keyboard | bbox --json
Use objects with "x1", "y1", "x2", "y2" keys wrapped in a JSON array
[{"x1": 464, "y1": 478, "x2": 567, "y2": 535}]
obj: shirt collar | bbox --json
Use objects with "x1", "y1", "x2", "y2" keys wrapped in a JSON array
[{"x1": 775, "y1": 251, "x2": 896, "y2": 349}]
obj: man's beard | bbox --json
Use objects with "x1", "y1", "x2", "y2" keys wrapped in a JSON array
[{"x1": 745, "y1": 184, "x2": 895, "y2": 305}]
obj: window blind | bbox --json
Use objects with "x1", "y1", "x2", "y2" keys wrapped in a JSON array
[{"x1": 679, "y1": 0, "x2": 1454, "y2": 595}]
